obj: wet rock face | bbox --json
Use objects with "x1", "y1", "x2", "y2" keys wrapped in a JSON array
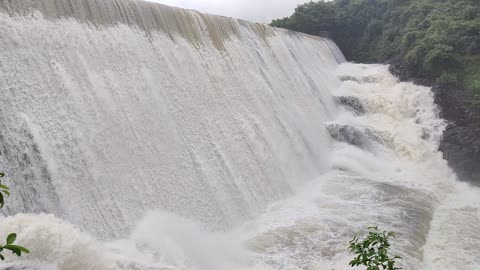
[
  {"x1": 327, "y1": 124, "x2": 380, "y2": 149},
  {"x1": 386, "y1": 56, "x2": 480, "y2": 186},
  {"x1": 433, "y1": 85, "x2": 480, "y2": 185},
  {"x1": 386, "y1": 56, "x2": 410, "y2": 82},
  {"x1": 339, "y1": 75, "x2": 379, "y2": 84},
  {"x1": 335, "y1": 96, "x2": 366, "y2": 115}
]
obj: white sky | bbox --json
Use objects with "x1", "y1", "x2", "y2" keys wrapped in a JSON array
[{"x1": 146, "y1": 0, "x2": 310, "y2": 23}]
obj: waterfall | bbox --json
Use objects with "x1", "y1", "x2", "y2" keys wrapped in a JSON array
[
  {"x1": 0, "y1": 0, "x2": 343, "y2": 236},
  {"x1": 0, "y1": 1, "x2": 478, "y2": 270}
]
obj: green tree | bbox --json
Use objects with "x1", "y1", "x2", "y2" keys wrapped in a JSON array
[
  {"x1": 348, "y1": 226, "x2": 402, "y2": 270},
  {"x1": 270, "y1": 0, "x2": 480, "y2": 94},
  {"x1": 0, "y1": 172, "x2": 29, "y2": 260}
]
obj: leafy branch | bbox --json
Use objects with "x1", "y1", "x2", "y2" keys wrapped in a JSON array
[
  {"x1": 0, "y1": 172, "x2": 29, "y2": 260},
  {"x1": 0, "y1": 233, "x2": 29, "y2": 260},
  {"x1": 0, "y1": 172, "x2": 11, "y2": 208},
  {"x1": 348, "y1": 226, "x2": 402, "y2": 270}
]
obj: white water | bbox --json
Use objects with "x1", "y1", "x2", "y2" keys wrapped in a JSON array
[{"x1": 0, "y1": 1, "x2": 479, "y2": 269}]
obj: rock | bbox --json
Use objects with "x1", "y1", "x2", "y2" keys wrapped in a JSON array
[
  {"x1": 339, "y1": 75, "x2": 358, "y2": 82},
  {"x1": 385, "y1": 56, "x2": 410, "y2": 82},
  {"x1": 386, "y1": 56, "x2": 480, "y2": 185},
  {"x1": 335, "y1": 96, "x2": 366, "y2": 115},
  {"x1": 433, "y1": 84, "x2": 480, "y2": 185},
  {"x1": 339, "y1": 75, "x2": 379, "y2": 83},
  {"x1": 327, "y1": 124, "x2": 380, "y2": 149}
]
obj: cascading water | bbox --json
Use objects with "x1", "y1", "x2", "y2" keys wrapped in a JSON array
[{"x1": 0, "y1": 0, "x2": 478, "y2": 269}]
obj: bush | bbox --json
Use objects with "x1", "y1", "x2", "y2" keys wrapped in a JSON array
[
  {"x1": 436, "y1": 72, "x2": 459, "y2": 86},
  {"x1": 463, "y1": 56, "x2": 480, "y2": 94},
  {"x1": 467, "y1": 79, "x2": 480, "y2": 94},
  {"x1": 348, "y1": 226, "x2": 403, "y2": 270}
]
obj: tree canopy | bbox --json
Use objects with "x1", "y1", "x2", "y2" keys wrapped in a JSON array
[{"x1": 271, "y1": 0, "x2": 480, "y2": 93}]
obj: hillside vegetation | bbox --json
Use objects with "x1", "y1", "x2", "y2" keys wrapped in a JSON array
[{"x1": 271, "y1": 0, "x2": 480, "y2": 93}]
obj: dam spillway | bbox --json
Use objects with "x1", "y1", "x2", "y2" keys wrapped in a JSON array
[{"x1": 0, "y1": 1, "x2": 478, "y2": 269}]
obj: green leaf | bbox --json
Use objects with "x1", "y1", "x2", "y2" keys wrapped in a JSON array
[
  {"x1": 5, "y1": 246, "x2": 21, "y2": 256},
  {"x1": 4, "y1": 244, "x2": 30, "y2": 255},
  {"x1": 348, "y1": 226, "x2": 403, "y2": 270},
  {"x1": 6, "y1": 233, "x2": 16, "y2": 245},
  {"x1": 0, "y1": 192, "x2": 4, "y2": 208},
  {"x1": 1, "y1": 190, "x2": 10, "y2": 196},
  {"x1": 0, "y1": 253, "x2": 4, "y2": 261},
  {"x1": 0, "y1": 184, "x2": 10, "y2": 190},
  {"x1": 18, "y1": 246, "x2": 29, "y2": 253},
  {"x1": 388, "y1": 260, "x2": 395, "y2": 270}
]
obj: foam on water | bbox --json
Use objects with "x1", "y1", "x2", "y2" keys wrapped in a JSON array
[{"x1": 0, "y1": 1, "x2": 479, "y2": 270}]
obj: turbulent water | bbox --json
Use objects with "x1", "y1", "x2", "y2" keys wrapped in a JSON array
[{"x1": 0, "y1": 0, "x2": 479, "y2": 269}]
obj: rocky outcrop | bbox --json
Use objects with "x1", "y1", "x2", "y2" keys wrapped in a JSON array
[
  {"x1": 386, "y1": 56, "x2": 410, "y2": 82},
  {"x1": 432, "y1": 84, "x2": 480, "y2": 185},
  {"x1": 388, "y1": 60, "x2": 480, "y2": 186},
  {"x1": 326, "y1": 124, "x2": 378, "y2": 149},
  {"x1": 335, "y1": 96, "x2": 366, "y2": 115}
]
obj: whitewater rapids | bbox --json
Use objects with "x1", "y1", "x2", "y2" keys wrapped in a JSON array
[{"x1": 0, "y1": 0, "x2": 478, "y2": 269}]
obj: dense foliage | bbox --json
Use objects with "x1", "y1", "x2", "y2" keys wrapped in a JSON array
[
  {"x1": 271, "y1": 0, "x2": 480, "y2": 93},
  {"x1": 348, "y1": 226, "x2": 403, "y2": 270}
]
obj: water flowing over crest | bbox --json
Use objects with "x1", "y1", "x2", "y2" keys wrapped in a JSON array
[{"x1": 0, "y1": 0, "x2": 478, "y2": 269}]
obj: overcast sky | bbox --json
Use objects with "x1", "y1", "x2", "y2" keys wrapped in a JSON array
[{"x1": 146, "y1": 0, "x2": 310, "y2": 23}]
